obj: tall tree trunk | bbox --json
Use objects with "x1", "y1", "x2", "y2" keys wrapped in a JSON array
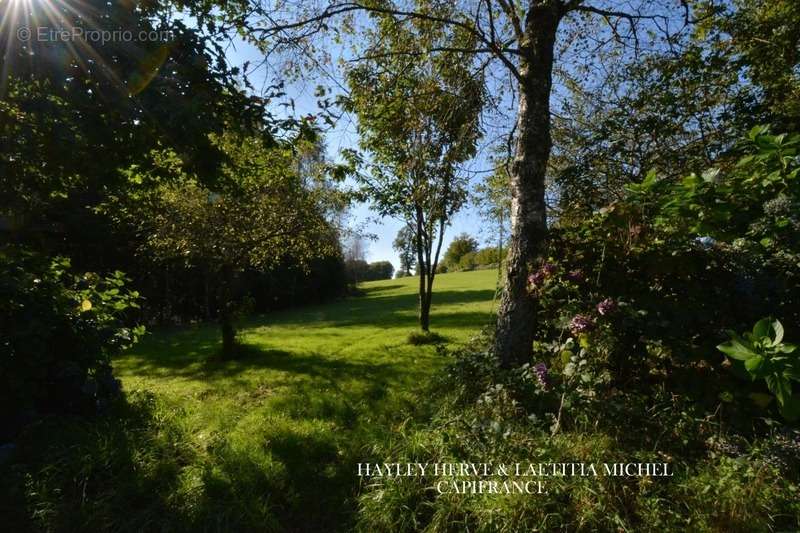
[
  {"x1": 421, "y1": 274, "x2": 434, "y2": 330},
  {"x1": 420, "y1": 293, "x2": 431, "y2": 331},
  {"x1": 415, "y1": 207, "x2": 429, "y2": 331},
  {"x1": 494, "y1": 5, "x2": 560, "y2": 367},
  {"x1": 497, "y1": 209, "x2": 504, "y2": 280}
]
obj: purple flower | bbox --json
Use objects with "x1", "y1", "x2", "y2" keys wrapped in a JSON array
[
  {"x1": 565, "y1": 269, "x2": 586, "y2": 283},
  {"x1": 533, "y1": 362, "x2": 549, "y2": 388},
  {"x1": 596, "y1": 298, "x2": 617, "y2": 316},
  {"x1": 569, "y1": 314, "x2": 595, "y2": 335},
  {"x1": 528, "y1": 263, "x2": 557, "y2": 290}
]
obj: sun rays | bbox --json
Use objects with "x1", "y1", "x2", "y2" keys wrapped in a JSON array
[{"x1": 1, "y1": 0, "x2": 171, "y2": 96}]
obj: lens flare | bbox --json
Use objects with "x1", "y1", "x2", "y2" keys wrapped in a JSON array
[{"x1": 1, "y1": 0, "x2": 171, "y2": 96}]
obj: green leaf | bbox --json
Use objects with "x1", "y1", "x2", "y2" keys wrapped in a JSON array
[
  {"x1": 579, "y1": 334, "x2": 590, "y2": 349},
  {"x1": 784, "y1": 362, "x2": 800, "y2": 381},
  {"x1": 766, "y1": 375, "x2": 792, "y2": 406},
  {"x1": 717, "y1": 338, "x2": 755, "y2": 361},
  {"x1": 748, "y1": 125, "x2": 769, "y2": 141},
  {"x1": 770, "y1": 319, "x2": 784, "y2": 345},
  {"x1": 642, "y1": 169, "x2": 657, "y2": 188},
  {"x1": 701, "y1": 168, "x2": 720, "y2": 183},
  {"x1": 744, "y1": 355, "x2": 765, "y2": 376},
  {"x1": 752, "y1": 318, "x2": 772, "y2": 339}
]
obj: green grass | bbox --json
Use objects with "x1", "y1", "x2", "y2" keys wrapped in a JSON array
[{"x1": 107, "y1": 269, "x2": 499, "y2": 530}]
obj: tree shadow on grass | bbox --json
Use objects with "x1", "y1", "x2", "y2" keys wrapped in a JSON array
[
  {"x1": 0, "y1": 393, "x2": 201, "y2": 532},
  {"x1": 1, "y1": 390, "x2": 367, "y2": 532},
  {"x1": 305, "y1": 288, "x2": 496, "y2": 328},
  {"x1": 359, "y1": 283, "x2": 405, "y2": 294},
  {"x1": 119, "y1": 287, "x2": 495, "y2": 381},
  {"x1": 122, "y1": 342, "x2": 397, "y2": 384}
]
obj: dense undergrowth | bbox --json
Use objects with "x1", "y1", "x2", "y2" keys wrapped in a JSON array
[{"x1": 355, "y1": 333, "x2": 800, "y2": 532}]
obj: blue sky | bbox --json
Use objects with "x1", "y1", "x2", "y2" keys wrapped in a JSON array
[
  {"x1": 210, "y1": 3, "x2": 681, "y2": 269},
  {"x1": 224, "y1": 35, "x2": 498, "y2": 268}
]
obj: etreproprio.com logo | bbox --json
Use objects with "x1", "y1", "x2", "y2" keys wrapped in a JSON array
[{"x1": 16, "y1": 26, "x2": 173, "y2": 45}]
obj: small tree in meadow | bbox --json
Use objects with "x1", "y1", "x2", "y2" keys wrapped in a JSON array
[
  {"x1": 134, "y1": 136, "x2": 337, "y2": 357},
  {"x1": 344, "y1": 12, "x2": 483, "y2": 331}
]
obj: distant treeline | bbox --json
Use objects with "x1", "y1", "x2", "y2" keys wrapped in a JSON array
[
  {"x1": 436, "y1": 233, "x2": 503, "y2": 274},
  {"x1": 345, "y1": 260, "x2": 395, "y2": 283}
]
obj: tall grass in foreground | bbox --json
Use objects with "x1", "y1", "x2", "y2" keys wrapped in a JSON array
[{"x1": 354, "y1": 337, "x2": 800, "y2": 533}]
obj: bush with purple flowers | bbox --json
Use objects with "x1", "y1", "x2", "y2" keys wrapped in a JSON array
[
  {"x1": 596, "y1": 298, "x2": 617, "y2": 316},
  {"x1": 527, "y1": 261, "x2": 560, "y2": 292},
  {"x1": 569, "y1": 314, "x2": 595, "y2": 335},
  {"x1": 532, "y1": 362, "x2": 549, "y2": 389}
]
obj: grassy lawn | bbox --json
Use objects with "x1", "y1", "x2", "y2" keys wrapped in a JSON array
[{"x1": 112, "y1": 269, "x2": 499, "y2": 530}]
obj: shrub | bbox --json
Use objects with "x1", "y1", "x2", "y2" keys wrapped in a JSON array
[
  {"x1": 442, "y1": 233, "x2": 478, "y2": 270},
  {"x1": 474, "y1": 246, "x2": 502, "y2": 266},
  {"x1": 718, "y1": 318, "x2": 800, "y2": 420},
  {"x1": 356, "y1": 333, "x2": 800, "y2": 532},
  {"x1": 0, "y1": 248, "x2": 143, "y2": 439},
  {"x1": 457, "y1": 251, "x2": 477, "y2": 271}
]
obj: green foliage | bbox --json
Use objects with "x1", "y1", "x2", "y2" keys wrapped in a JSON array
[
  {"x1": 443, "y1": 246, "x2": 504, "y2": 273},
  {"x1": 442, "y1": 233, "x2": 479, "y2": 270},
  {"x1": 551, "y1": 0, "x2": 800, "y2": 218},
  {"x1": 0, "y1": 0, "x2": 341, "y2": 338},
  {"x1": 0, "y1": 248, "x2": 143, "y2": 438},
  {"x1": 114, "y1": 134, "x2": 342, "y2": 356},
  {"x1": 345, "y1": 259, "x2": 396, "y2": 284},
  {"x1": 345, "y1": 260, "x2": 395, "y2": 283},
  {"x1": 473, "y1": 160, "x2": 511, "y2": 251},
  {"x1": 718, "y1": 319, "x2": 800, "y2": 420},
  {"x1": 1, "y1": 1, "x2": 272, "y2": 241},
  {"x1": 698, "y1": 0, "x2": 800, "y2": 127},
  {"x1": 356, "y1": 330, "x2": 800, "y2": 532},
  {"x1": 367, "y1": 261, "x2": 395, "y2": 281},
  {"x1": 457, "y1": 251, "x2": 477, "y2": 271},
  {"x1": 474, "y1": 246, "x2": 503, "y2": 266}
]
